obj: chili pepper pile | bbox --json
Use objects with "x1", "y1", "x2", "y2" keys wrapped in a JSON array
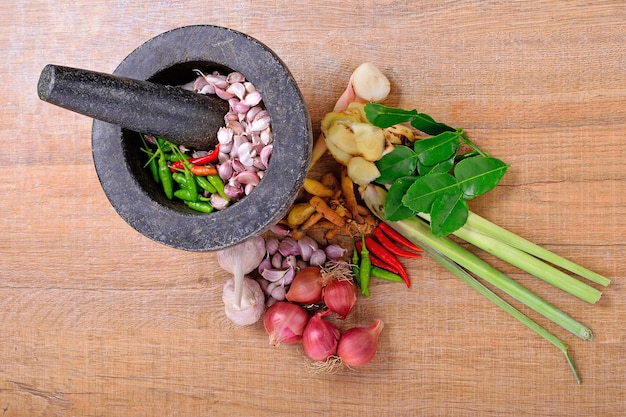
[
  {"x1": 140, "y1": 135, "x2": 227, "y2": 213},
  {"x1": 352, "y1": 223, "x2": 423, "y2": 296}
]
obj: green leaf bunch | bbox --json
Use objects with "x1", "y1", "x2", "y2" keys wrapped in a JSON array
[{"x1": 365, "y1": 103, "x2": 509, "y2": 236}]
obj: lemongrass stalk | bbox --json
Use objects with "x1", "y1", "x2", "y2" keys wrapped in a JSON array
[
  {"x1": 463, "y1": 211, "x2": 611, "y2": 287},
  {"x1": 363, "y1": 185, "x2": 593, "y2": 341},
  {"x1": 420, "y1": 241, "x2": 580, "y2": 383},
  {"x1": 418, "y1": 213, "x2": 602, "y2": 304}
]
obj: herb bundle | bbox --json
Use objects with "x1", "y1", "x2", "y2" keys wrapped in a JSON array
[{"x1": 361, "y1": 102, "x2": 610, "y2": 382}]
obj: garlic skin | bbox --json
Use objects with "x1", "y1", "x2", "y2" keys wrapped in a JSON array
[{"x1": 222, "y1": 277, "x2": 265, "y2": 326}]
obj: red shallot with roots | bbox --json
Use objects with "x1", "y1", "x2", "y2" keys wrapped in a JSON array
[
  {"x1": 337, "y1": 320, "x2": 384, "y2": 367},
  {"x1": 263, "y1": 301, "x2": 310, "y2": 346},
  {"x1": 302, "y1": 311, "x2": 341, "y2": 362}
]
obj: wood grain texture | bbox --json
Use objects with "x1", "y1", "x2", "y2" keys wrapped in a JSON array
[{"x1": 1, "y1": 0, "x2": 625, "y2": 416}]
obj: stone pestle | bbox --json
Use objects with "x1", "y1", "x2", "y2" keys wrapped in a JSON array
[{"x1": 37, "y1": 64, "x2": 229, "y2": 150}]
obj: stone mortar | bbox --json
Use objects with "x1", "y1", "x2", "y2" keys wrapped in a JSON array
[{"x1": 92, "y1": 25, "x2": 312, "y2": 251}]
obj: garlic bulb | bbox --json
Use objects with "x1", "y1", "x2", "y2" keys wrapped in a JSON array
[
  {"x1": 222, "y1": 277, "x2": 265, "y2": 326},
  {"x1": 216, "y1": 236, "x2": 266, "y2": 309}
]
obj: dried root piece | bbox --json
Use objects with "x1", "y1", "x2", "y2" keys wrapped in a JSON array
[
  {"x1": 341, "y1": 166, "x2": 363, "y2": 224},
  {"x1": 310, "y1": 196, "x2": 345, "y2": 228},
  {"x1": 292, "y1": 212, "x2": 324, "y2": 240}
]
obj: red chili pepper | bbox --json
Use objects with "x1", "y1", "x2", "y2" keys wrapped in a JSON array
[
  {"x1": 363, "y1": 236, "x2": 411, "y2": 288},
  {"x1": 374, "y1": 227, "x2": 422, "y2": 259},
  {"x1": 356, "y1": 240, "x2": 402, "y2": 275},
  {"x1": 378, "y1": 222, "x2": 423, "y2": 252},
  {"x1": 169, "y1": 144, "x2": 220, "y2": 172}
]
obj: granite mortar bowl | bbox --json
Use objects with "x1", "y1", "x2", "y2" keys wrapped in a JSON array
[{"x1": 92, "y1": 25, "x2": 312, "y2": 251}]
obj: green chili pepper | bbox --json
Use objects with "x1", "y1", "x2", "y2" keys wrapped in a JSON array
[
  {"x1": 207, "y1": 175, "x2": 230, "y2": 201},
  {"x1": 196, "y1": 175, "x2": 217, "y2": 193},
  {"x1": 169, "y1": 143, "x2": 199, "y2": 203},
  {"x1": 174, "y1": 188, "x2": 195, "y2": 201},
  {"x1": 371, "y1": 267, "x2": 404, "y2": 283},
  {"x1": 359, "y1": 234, "x2": 371, "y2": 297},
  {"x1": 352, "y1": 241, "x2": 361, "y2": 287},
  {"x1": 156, "y1": 137, "x2": 174, "y2": 153},
  {"x1": 148, "y1": 156, "x2": 160, "y2": 184},
  {"x1": 156, "y1": 149, "x2": 173, "y2": 200},
  {"x1": 182, "y1": 164, "x2": 198, "y2": 202},
  {"x1": 172, "y1": 172, "x2": 188, "y2": 187},
  {"x1": 185, "y1": 200, "x2": 214, "y2": 213},
  {"x1": 168, "y1": 152, "x2": 188, "y2": 162}
]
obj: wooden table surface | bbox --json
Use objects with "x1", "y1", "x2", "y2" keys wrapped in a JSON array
[{"x1": 2, "y1": 1, "x2": 625, "y2": 416}]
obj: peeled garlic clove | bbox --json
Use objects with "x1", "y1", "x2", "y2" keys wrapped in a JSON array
[
  {"x1": 244, "y1": 183, "x2": 256, "y2": 195},
  {"x1": 234, "y1": 171, "x2": 260, "y2": 186},
  {"x1": 210, "y1": 194, "x2": 230, "y2": 210},
  {"x1": 229, "y1": 98, "x2": 250, "y2": 114},
  {"x1": 252, "y1": 156, "x2": 266, "y2": 170},
  {"x1": 250, "y1": 116, "x2": 271, "y2": 132},
  {"x1": 239, "y1": 152, "x2": 254, "y2": 167},
  {"x1": 203, "y1": 73, "x2": 229, "y2": 89},
  {"x1": 242, "y1": 90, "x2": 262, "y2": 107},
  {"x1": 215, "y1": 86, "x2": 235, "y2": 100},
  {"x1": 226, "y1": 120, "x2": 246, "y2": 135},
  {"x1": 260, "y1": 128, "x2": 273, "y2": 146},
  {"x1": 243, "y1": 81, "x2": 256, "y2": 94},
  {"x1": 231, "y1": 159, "x2": 245, "y2": 173},
  {"x1": 217, "y1": 127, "x2": 234, "y2": 145},
  {"x1": 260, "y1": 144, "x2": 273, "y2": 166},
  {"x1": 227, "y1": 71, "x2": 246, "y2": 84},
  {"x1": 246, "y1": 105, "x2": 263, "y2": 123},
  {"x1": 227, "y1": 82, "x2": 247, "y2": 100}
]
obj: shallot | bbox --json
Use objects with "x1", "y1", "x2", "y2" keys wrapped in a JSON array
[
  {"x1": 301, "y1": 311, "x2": 341, "y2": 362},
  {"x1": 285, "y1": 266, "x2": 324, "y2": 304},
  {"x1": 264, "y1": 301, "x2": 310, "y2": 346},
  {"x1": 337, "y1": 320, "x2": 384, "y2": 367},
  {"x1": 322, "y1": 278, "x2": 357, "y2": 320}
]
